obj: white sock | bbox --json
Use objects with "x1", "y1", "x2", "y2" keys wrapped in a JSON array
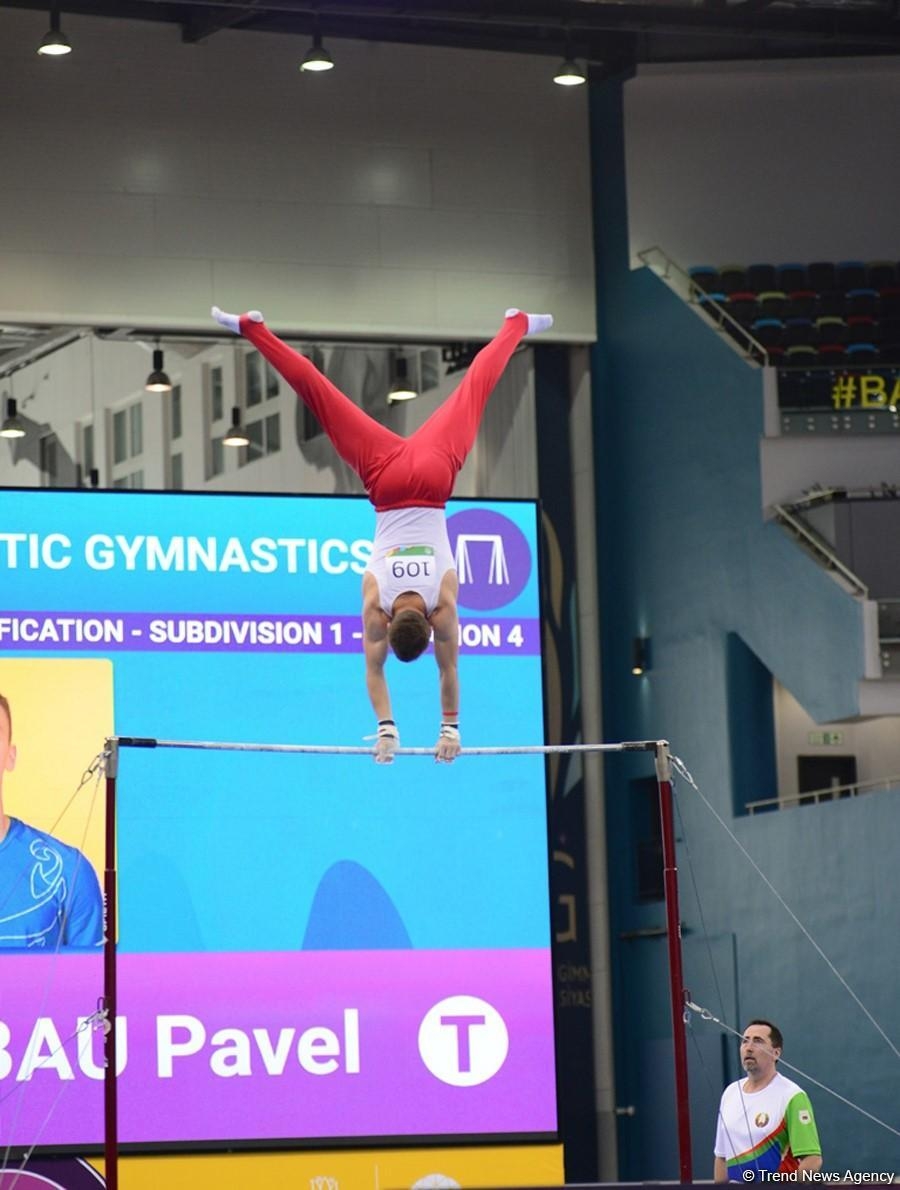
[
  {"x1": 211, "y1": 306, "x2": 264, "y2": 334},
  {"x1": 505, "y1": 308, "x2": 553, "y2": 335}
]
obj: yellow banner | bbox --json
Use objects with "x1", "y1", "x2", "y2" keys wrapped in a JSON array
[{"x1": 88, "y1": 1143, "x2": 564, "y2": 1188}]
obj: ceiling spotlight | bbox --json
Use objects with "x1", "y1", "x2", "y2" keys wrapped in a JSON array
[
  {"x1": 37, "y1": 6, "x2": 72, "y2": 56},
  {"x1": 387, "y1": 355, "x2": 418, "y2": 404},
  {"x1": 553, "y1": 58, "x2": 586, "y2": 86},
  {"x1": 223, "y1": 406, "x2": 250, "y2": 448},
  {"x1": 145, "y1": 344, "x2": 172, "y2": 393},
  {"x1": 300, "y1": 31, "x2": 334, "y2": 73},
  {"x1": 0, "y1": 398, "x2": 27, "y2": 439}
]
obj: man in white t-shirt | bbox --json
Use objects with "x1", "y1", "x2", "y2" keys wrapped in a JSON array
[
  {"x1": 714, "y1": 1019, "x2": 823, "y2": 1182},
  {"x1": 213, "y1": 304, "x2": 552, "y2": 763}
]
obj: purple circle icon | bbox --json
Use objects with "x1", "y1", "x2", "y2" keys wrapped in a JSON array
[
  {"x1": 446, "y1": 509, "x2": 532, "y2": 611},
  {"x1": 0, "y1": 1159, "x2": 105, "y2": 1189}
]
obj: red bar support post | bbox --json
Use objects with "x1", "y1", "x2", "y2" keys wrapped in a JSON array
[
  {"x1": 655, "y1": 741, "x2": 693, "y2": 1182},
  {"x1": 103, "y1": 739, "x2": 119, "y2": 1190}
]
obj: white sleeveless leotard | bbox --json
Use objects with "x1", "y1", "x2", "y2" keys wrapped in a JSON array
[{"x1": 365, "y1": 508, "x2": 455, "y2": 617}]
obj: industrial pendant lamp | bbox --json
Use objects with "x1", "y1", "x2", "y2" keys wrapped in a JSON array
[
  {"x1": 37, "y1": 5, "x2": 73, "y2": 56},
  {"x1": 387, "y1": 355, "x2": 418, "y2": 404},
  {"x1": 300, "y1": 30, "x2": 334, "y2": 73},
  {"x1": 553, "y1": 56, "x2": 586, "y2": 86},
  {"x1": 145, "y1": 342, "x2": 173, "y2": 393},
  {"x1": 223, "y1": 406, "x2": 250, "y2": 448},
  {"x1": 0, "y1": 398, "x2": 27, "y2": 439}
]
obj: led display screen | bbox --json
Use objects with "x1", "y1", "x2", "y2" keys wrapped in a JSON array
[{"x1": 0, "y1": 489, "x2": 556, "y2": 1151}]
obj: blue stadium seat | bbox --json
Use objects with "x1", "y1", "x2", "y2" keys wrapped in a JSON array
[
  {"x1": 777, "y1": 263, "x2": 807, "y2": 292},
  {"x1": 750, "y1": 317, "x2": 784, "y2": 347},
  {"x1": 846, "y1": 287, "x2": 879, "y2": 317},
  {"x1": 846, "y1": 342, "x2": 879, "y2": 364},
  {"x1": 836, "y1": 260, "x2": 867, "y2": 290}
]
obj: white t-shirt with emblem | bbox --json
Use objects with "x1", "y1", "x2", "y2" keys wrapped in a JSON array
[
  {"x1": 366, "y1": 507, "x2": 455, "y2": 617},
  {"x1": 715, "y1": 1071, "x2": 821, "y2": 1180}
]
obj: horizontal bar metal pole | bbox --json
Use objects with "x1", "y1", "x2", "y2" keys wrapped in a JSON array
[{"x1": 110, "y1": 736, "x2": 664, "y2": 756}]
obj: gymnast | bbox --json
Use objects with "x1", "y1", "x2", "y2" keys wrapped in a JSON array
[{"x1": 212, "y1": 305, "x2": 552, "y2": 763}]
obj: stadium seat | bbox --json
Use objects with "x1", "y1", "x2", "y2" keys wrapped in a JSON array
[
  {"x1": 747, "y1": 263, "x2": 777, "y2": 293},
  {"x1": 777, "y1": 263, "x2": 807, "y2": 292},
  {"x1": 697, "y1": 292, "x2": 728, "y2": 323},
  {"x1": 846, "y1": 315, "x2": 879, "y2": 344},
  {"x1": 818, "y1": 343, "x2": 846, "y2": 364},
  {"x1": 846, "y1": 287, "x2": 879, "y2": 317},
  {"x1": 879, "y1": 287, "x2": 900, "y2": 317},
  {"x1": 815, "y1": 315, "x2": 848, "y2": 345},
  {"x1": 807, "y1": 261, "x2": 836, "y2": 292},
  {"x1": 750, "y1": 317, "x2": 784, "y2": 347},
  {"x1": 719, "y1": 264, "x2": 749, "y2": 294},
  {"x1": 757, "y1": 290, "x2": 788, "y2": 317},
  {"x1": 689, "y1": 266, "x2": 720, "y2": 294},
  {"x1": 786, "y1": 289, "x2": 818, "y2": 319},
  {"x1": 783, "y1": 318, "x2": 815, "y2": 348},
  {"x1": 836, "y1": 260, "x2": 867, "y2": 290},
  {"x1": 879, "y1": 318, "x2": 900, "y2": 362},
  {"x1": 867, "y1": 261, "x2": 896, "y2": 289},
  {"x1": 846, "y1": 342, "x2": 879, "y2": 364},
  {"x1": 817, "y1": 289, "x2": 846, "y2": 317},
  {"x1": 784, "y1": 344, "x2": 818, "y2": 367},
  {"x1": 724, "y1": 291, "x2": 756, "y2": 322}
]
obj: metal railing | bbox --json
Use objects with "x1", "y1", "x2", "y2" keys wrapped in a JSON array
[
  {"x1": 770, "y1": 503, "x2": 869, "y2": 598},
  {"x1": 747, "y1": 773, "x2": 900, "y2": 814},
  {"x1": 637, "y1": 246, "x2": 768, "y2": 366}
]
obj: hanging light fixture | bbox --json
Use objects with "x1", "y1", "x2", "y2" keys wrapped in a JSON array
[
  {"x1": 631, "y1": 636, "x2": 651, "y2": 676},
  {"x1": 223, "y1": 406, "x2": 250, "y2": 448},
  {"x1": 300, "y1": 29, "x2": 334, "y2": 73},
  {"x1": 145, "y1": 341, "x2": 172, "y2": 393},
  {"x1": 553, "y1": 57, "x2": 586, "y2": 86},
  {"x1": 37, "y1": 5, "x2": 73, "y2": 56},
  {"x1": 387, "y1": 354, "x2": 418, "y2": 404},
  {"x1": 0, "y1": 398, "x2": 27, "y2": 439}
]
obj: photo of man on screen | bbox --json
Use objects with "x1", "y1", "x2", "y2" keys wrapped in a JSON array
[{"x1": 0, "y1": 692, "x2": 103, "y2": 949}]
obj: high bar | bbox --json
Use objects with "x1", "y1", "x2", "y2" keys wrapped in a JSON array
[{"x1": 109, "y1": 737, "x2": 667, "y2": 756}]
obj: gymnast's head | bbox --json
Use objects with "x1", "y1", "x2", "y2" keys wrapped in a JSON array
[{"x1": 388, "y1": 607, "x2": 431, "y2": 662}]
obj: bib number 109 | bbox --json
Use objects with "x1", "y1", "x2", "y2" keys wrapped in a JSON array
[{"x1": 391, "y1": 556, "x2": 434, "y2": 580}]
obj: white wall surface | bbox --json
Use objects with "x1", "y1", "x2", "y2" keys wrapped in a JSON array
[
  {"x1": 0, "y1": 8, "x2": 595, "y2": 343},
  {"x1": 760, "y1": 436, "x2": 900, "y2": 511},
  {"x1": 774, "y1": 680, "x2": 900, "y2": 803},
  {"x1": 626, "y1": 57, "x2": 900, "y2": 270}
]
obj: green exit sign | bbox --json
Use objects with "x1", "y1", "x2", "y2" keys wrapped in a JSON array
[{"x1": 807, "y1": 731, "x2": 844, "y2": 745}]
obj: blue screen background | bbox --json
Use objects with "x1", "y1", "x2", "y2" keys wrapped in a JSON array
[{"x1": 0, "y1": 490, "x2": 550, "y2": 956}]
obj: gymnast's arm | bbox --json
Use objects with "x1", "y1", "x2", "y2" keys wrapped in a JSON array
[
  {"x1": 362, "y1": 575, "x2": 393, "y2": 722},
  {"x1": 431, "y1": 576, "x2": 461, "y2": 763}
]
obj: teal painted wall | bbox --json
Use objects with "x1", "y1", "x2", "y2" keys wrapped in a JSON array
[{"x1": 590, "y1": 76, "x2": 900, "y2": 1179}]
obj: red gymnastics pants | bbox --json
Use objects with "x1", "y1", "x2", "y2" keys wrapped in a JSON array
[{"x1": 240, "y1": 311, "x2": 529, "y2": 512}]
